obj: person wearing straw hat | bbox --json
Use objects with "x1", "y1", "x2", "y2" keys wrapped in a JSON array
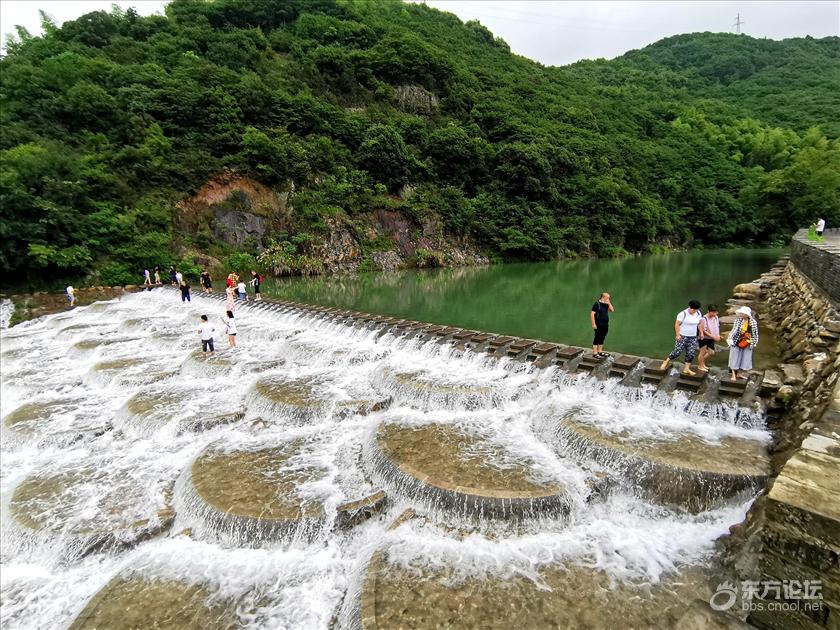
[{"x1": 727, "y1": 306, "x2": 759, "y2": 381}]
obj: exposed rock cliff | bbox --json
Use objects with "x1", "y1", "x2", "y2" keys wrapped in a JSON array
[
  {"x1": 177, "y1": 173, "x2": 488, "y2": 276},
  {"x1": 175, "y1": 172, "x2": 290, "y2": 251}
]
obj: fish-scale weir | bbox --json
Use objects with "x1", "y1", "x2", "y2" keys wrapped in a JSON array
[{"x1": 0, "y1": 287, "x2": 779, "y2": 629}]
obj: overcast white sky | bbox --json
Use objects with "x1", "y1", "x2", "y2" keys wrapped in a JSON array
[{"x1": 1, "y1": 0, "x2": 838, "y2": 65}]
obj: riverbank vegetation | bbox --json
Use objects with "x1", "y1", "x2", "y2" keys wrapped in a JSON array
[{"x1": 1, "y1": 0, "x2": 838, "y2": 288}]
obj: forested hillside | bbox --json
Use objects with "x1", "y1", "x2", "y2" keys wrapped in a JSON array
[{"x1": 1, "y1": 0, "x2": 839, "y2": 287}]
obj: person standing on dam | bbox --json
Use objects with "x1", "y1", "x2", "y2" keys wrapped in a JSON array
[
  {"x1": 250, "y1": 271, "x2": 262, "y2": 301},
  {"x1": 727, "y1": 306, "x2": 760, "y2": 381},
  {"x1": 816, "y1": 217, "x2": 826, "y2": 237},
  {"x1": 660, "y1": 300, "x2": 703, "y2": 376},
  {"x1": 696, "y1": 304, "x2": 721, "y2": 373},
  {"x1": 590, "y1": 292, "x2": 614, "y2": 359}
]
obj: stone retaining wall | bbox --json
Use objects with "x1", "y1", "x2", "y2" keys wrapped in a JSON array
[
  {"x1": 765, "y1": 264, "x2": 840, "y2": 458},
  {"x1": 723, "y1": 242, "x2": 840, "y2": 630},
  {"x1": 790, "y1": 228, "x2": 840, "y2": 305},
  {"x1": 748, "y1": 380, "x2": 840, "y2": 630}
]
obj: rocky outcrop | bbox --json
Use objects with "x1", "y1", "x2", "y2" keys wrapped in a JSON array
[
  {"x1": 175, "y1": 171, "x2": 289, "y2": 250},
  {"x1": 318, "y1": 220, "x2": 363, "y2": 274},
  {"x1": 394, "y1": 85, "x2": 439, "y2": 115},
  {"x1": 310, "y1": 208, "x2": 487, "y2": 274},
  {"x1": 212, "y1": 208, "x2": 268, "y2": 249},
  {"x1": 176, "y1": 173, "x2": 487, "y2": 276}
]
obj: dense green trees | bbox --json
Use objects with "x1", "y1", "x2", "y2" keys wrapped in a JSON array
[{"x1": 1, "y1": 0, "x2": 838, "y2": 287}]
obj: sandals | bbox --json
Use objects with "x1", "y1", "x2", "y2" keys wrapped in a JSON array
[{"x1": 594, "y1": 352, "x2": 610, "y2": 360}]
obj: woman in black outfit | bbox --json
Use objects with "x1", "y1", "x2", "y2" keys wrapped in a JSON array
[{"x1": 590, "y1": 292, "x2": 614, "y2": 359}]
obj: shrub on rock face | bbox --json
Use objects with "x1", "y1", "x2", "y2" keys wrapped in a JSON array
[
  {"x1": 357, "y1": 125, "x2": 420, "y2": 193},
  {"x1": 98, "y1": 262, "x2": 136, "y2": 286},
  {"x1": 224, "y1": 252, "x2": 258, "y2": 276},
  {"x1": 412, "y1": 248, "x2": 445, "y2": 268},
  {"x1": 257, "y1": 241, "x2": 324, "y2": 277}
]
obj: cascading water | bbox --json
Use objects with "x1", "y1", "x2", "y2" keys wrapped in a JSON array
[
  {"x1": 0, "y1": 289, "x2": 771, "y2": 629},
  {"x1": 0, "y1": 299, "x2": 13, "y2": 330}
]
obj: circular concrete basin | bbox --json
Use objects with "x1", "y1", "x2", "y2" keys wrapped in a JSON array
[
  {"x1": 537, "y1": 413, "x2": 770, "y2": 511},
  {"x1": 355, "y1": 552, "x2": 712, "y2": 630},
  {"x1": 3, "y1": 400, "x2": 77, "y2": 435},
  {"x1": 252, "y1": 375, "x2": 382, "y2": 424},
  {"x1": 177, "y1": 441, "x2": 328, "y2": 545},
  {"x1": 68, "y1": 577, "x2": 237, "y2": 630},
  {"x1": 121, "y1": 391, "x2": 182, "y2": 432},
  {"x1": 9, "y1": 467, "x2": 173, "y2": 551},
  {"x1": 375, "y1": 368, "x2": 499, "y2": 410},
  {"x1": 367, "y1": 422, "x2": 569, "y2": 519}
]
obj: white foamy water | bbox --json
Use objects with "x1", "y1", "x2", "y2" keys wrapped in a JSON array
[
  {"x1": 0, "y1": 299, "x2": 13, "y2": 330},
  {"x1": 0, "y1": 289, "x2": 770, "y2": 629}
]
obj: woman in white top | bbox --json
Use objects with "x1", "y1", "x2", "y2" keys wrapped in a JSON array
[
  {"x1": 660, "y1": 300, "x2": 703, "y2": 376},
  {"x1": 223, "y1": 310, "x2": 237, "y2": 348}
]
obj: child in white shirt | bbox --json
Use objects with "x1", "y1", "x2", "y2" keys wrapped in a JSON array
[{"x1": 237, "y1": 281, "x2": 247, "y2": 301}]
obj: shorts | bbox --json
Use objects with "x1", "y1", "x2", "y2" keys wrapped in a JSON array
[
  {"x1": 699, "y1": 338, "x2": 716, "y2": 350},
  {"x1": 238, "y1": 292, "x2": 246, "y2": 299},
  {"x1": 203, "y1": 282, "x2": 212, "y2": 289},
  {"x1": 254, "y1": 285, "x2": 260, "y2": 294},
  {"x1": 202, "y1": 339, "x2": 215, "y2": 352},
  {"x1": 593, "y1": 323, "x2": 608, "y2": 346}
]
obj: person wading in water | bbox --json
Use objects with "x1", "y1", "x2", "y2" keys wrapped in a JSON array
[{"x1": 200, "y1": 269, "x2": 213, "y2": 294}]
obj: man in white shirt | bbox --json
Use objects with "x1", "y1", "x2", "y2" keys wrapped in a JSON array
[
  {"x1": 197, "y1": 315, "x2": 215, "y2": 354},
  {"x1": 816, "y1": 218, "x2": 826, "y2": 236},
  {"x1": 175, "y1": 270, "x2": 183, "y2": 285}
]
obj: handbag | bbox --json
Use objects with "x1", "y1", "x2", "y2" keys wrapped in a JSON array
[{"x1": 736, "y1": 319, "x2": 751, "y2": 348}]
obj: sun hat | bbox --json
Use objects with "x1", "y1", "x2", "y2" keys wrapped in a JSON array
[{"x1": 736, "y1": 306, "x2": 752, "y2": 316}]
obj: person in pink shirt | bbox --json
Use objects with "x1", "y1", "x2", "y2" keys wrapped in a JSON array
[{"x1": 697, "y1": 304, "x2": 721, "y2": 373}]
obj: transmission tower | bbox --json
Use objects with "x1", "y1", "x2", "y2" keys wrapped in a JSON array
[{"x1": 733, "y1": 12, "x2": 745, "y2": 34}]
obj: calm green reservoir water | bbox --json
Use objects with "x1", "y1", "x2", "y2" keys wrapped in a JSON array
[{"x1": 263, "y1": 249, "x2": 783, "y2": 359}]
